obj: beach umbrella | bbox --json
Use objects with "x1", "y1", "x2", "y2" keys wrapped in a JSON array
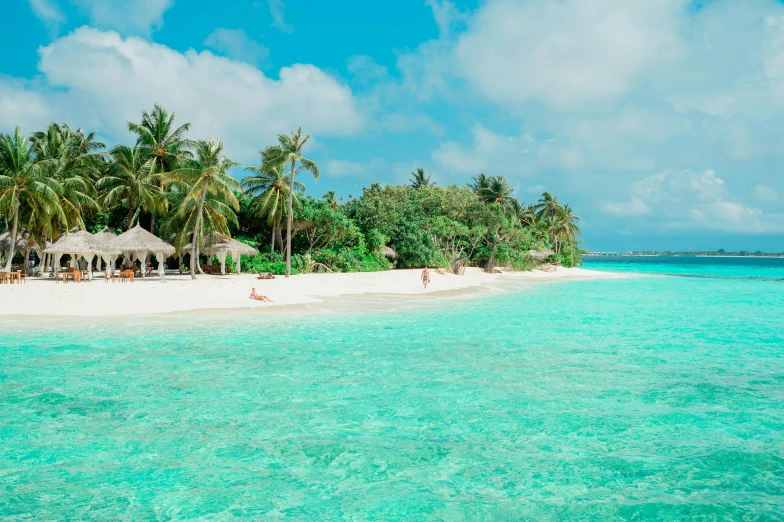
[
  {"x1": 111, "y1": 224, "x2": 176, "y2": 280},
  {"x1": 93, "y1": 227, "x2": 118, "y2": 273},
  {"x1": 201, "y1": 234, "x2": 259, "y2": 275},
  {"x1": 381, "y1": 246, "x2": 398, "y2": 260},
  {"x1": 45, "y1": 230, "x2": 121, "y2": 280}
]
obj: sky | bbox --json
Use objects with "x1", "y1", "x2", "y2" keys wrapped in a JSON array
[{"x1": 1, "y1": 0, "x2": 783, "y2": 252}]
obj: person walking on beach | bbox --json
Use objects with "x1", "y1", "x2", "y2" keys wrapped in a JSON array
[{"x1": 421, "y1": 266, "x2": 430, "y2": 289}]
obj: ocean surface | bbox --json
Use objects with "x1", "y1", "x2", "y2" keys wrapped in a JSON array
[{"x1": 2, "y1": 256, "x2": 783, "y2": 520}]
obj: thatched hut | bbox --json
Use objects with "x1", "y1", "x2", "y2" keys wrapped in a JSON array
[
  {"x1": 200, "y1": 234, "x2": 259, "y2": 275},
  {"x1": 381, "y1": 246, "x2": 398, "y2": 260},
  {"x1": 111, "y1": 224, "x2": 176, "y2": 280},
  {"x1": 44, "y1": 230, "x2": 121, "y2": 279},
  {"x1": 93, "y1": 227, "x2": 119, "y2": 272},
  {"x1": 528, "y1": 249, "x2": 556, "y2": 261},
  {"x1": 0, "y1": 229, "x2": 50, "y2": 273}
]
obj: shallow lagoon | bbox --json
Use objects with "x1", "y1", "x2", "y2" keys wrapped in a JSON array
[{"x1": 2, "y1": 258, "x2": 783, "y2": 519}]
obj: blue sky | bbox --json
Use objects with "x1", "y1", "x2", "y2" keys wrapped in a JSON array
[{"x1": 2, "y1": 0, "x2": 784, "y2": 251}]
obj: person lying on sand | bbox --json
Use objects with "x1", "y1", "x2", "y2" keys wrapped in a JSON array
[{"x1": 249, "y1": 288, "x2": 272, "y2": 302}]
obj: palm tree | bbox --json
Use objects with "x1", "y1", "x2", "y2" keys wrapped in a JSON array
[
  {"x1": 322, "y1": 190, "x2": 341, "y2": 208},
  {"x1": 128, "y1": 105, "x2": 192, "y2": 231},
  {"x1": 534, "y1": 191, "x2": 560, "y2": 221},
  {"x1": 163, "y1": 138, "x2": 241, "y2": 280},
  {"x1": 410, "y1": 168, "x2": 434, "y2": 189},
  {"x1": 0, "y1": 127, "x2": 65, "y2": 272},
  {"x1": 468, "y1": 173, "x2": 490, "y2": 193},
  {"x1": 262, "y1": 128, "x2": 319, "y2": 277},
  {"x1": 243, "y1": 155, "x2": 304, "y2": 255},
  {"x1": 32, "y1": 123, "x2": 103, "y2": 233},
  {"x1": 97, "y1": 145, "x2": 163, "y2": 230},
  {"x1": 478, "y1": 175, "x2": 516, "y2": 213},
  {"x1": 559, "y1": 204, "x2": 581, "y2": 243}
]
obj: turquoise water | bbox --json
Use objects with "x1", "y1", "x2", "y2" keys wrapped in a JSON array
[{"x1": 2, "y1": 258, "x2": 784, "y2": 520}]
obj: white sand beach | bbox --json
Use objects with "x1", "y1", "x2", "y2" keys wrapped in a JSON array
[{"x1": 0, "y1": 267, "x2": 622, "y2": 318}]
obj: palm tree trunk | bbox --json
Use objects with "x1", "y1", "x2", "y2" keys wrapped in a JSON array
[
  {"x1": 127, "y1": 204, "x2": 134, "y2": 231},
  {"x1": 4, "y1": 204, "x2": 19, "y2": 273},
  {"x1": 285, "y1": 160, "x2": 296, "y2": 277},
  {"x1": 270, "y1": 225, "x2": 275, "y2": 255},
  {"x1": 190, "y1": 184, "x2": 209, "y2": 280},
  {"x1": 276, "y1": 226, "x2": 284, "y2": 255},
  {"x1": 150, "y1": 212, "x2": 155, "y2": 233}
]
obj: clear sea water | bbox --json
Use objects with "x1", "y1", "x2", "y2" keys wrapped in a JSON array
[{"x1": 1, "y1": 256, "x2": 783, "y2": 520}]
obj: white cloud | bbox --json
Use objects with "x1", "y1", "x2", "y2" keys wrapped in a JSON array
[
  {"x1": 431, "y1": 124, "x2": 580, "y2": 177},
  {"x1": 0, "y1": 27, "x2": 363, "y2": 163},
  {"x1": 602, "y1": 169, "x2": 784, "y2": 233},
  {"x1": 27, "y1": 0, "x2": 66, "y2": 30},
  {"x1": 322, "y1": 158, "x2": 388, "y2": 179},
  {"x1": 267, "y1": 0, "x2": 293, "y2": 33},
  {"x1": 426, "y1": 0, "x2": 465, "y2": 38},
  {"x1": 754, "y1": 185, "x2": 778, "y2": 203},
  {"x1": 454, "y1": 0, "x2": 685, "y2": 108},
  {"x1": 204, "y1": 28, "x2": 269, "y2": 66},
  {"x1": 71, "y1": 0, "x2": 174, "y2": 35}
]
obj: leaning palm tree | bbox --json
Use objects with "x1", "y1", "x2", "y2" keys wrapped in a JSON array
[
  {"x1": 97, "y1": 145, "x2": 164, "y2": 230},
  {"x1": 559, "y1": 204, "x2": 581, "y2": 243},
  {"x1": 128, "y1": 105, "x2": 192, "y2": 231},
  {"x1": 262, "y1": 128, "x2": 319, "y2": 277},
  {"x1": 243, "y1": 156, "x2": 304, "y2": 255},
  {"x1": 163, "y1": 138, "x2": 241, "y2": 280},
  {"x1": 410, "y1": 168, "x2": 434, "y2": 189},
  {"x1": 0, "y1": 127, "x2": 65, "y2": 271}
]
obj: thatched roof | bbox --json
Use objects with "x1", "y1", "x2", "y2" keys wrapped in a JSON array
[
  {"x1": 44, "y1": 230, "x2": 121, "y2": 255},
  {"x1": 381, "y1": 246, "x2": 398, "y2": 260},
  {"x1": 95, "y1": 227, "x2": 117, "y2": 242},
  {"x1": 202, "y1": 235, "x2": 259, "y2": 257},
  {"x1": 111, "y1": 224, "x2": 175, "y2": 257},
  {"x1": 0, "y1": 229, "x2": 43, "y2": 252},
  {"x1": 528, "y1": 249, "x2": 556, "y2": 260}
]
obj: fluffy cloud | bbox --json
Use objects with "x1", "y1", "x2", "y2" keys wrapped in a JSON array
[
  {"x1": 602, "y1": 170, "x2": 784, "y2": 233},
  {"x1": 454, "y1": 0, "x2": 685, "y2": 108},
  {"x1": 0, "y1": 27, "x2": 363, "y2": 162},
  {"x1": 204, "y1": 28, "x2": 269, "y2": 66}
]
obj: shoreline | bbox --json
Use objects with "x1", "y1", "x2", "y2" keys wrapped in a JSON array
[{"x1": 0, "y1": 267, "x2": 624, "y2": 320}]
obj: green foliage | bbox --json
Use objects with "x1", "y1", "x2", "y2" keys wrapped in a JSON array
[{"x1": 1, "y1": 109, "x2": 584, "y2": 276}]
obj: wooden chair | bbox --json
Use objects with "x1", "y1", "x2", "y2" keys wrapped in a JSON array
[
  {"x1": 104, "y1": 270, "x2": 115, "y2": 283},
  {"x1": 17, "y1": 270, "x2": 26, "y2": 284},
  {"x1": 0, "y1": 272, "x2": 8, "y2": 284}
]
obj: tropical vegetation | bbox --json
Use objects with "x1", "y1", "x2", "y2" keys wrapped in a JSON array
[{"x1": 0, "y1": 107, "x2": 583, "y2": 275}]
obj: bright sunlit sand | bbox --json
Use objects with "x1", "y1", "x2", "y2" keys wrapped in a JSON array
[{"x1": 0, "y1": 267, "x2": 621, "y2": 317}]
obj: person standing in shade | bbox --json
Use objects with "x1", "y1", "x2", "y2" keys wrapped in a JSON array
[{"x1": 421, "y1": 266, "x2": 430, "y2": 289}]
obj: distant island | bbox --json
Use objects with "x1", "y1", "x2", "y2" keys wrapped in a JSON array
[{"x1": 586, "y1": 250, "x2": 784, "y2": 258}]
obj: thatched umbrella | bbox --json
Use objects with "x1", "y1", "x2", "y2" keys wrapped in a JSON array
[
  {"x1": 528, "y1": 249, "x2": 556, "y2": 262},
  {"x1": 44, "y1": 230, "x2": 121, "y2": 280},
  {"x1": 111, "y1": 224, "x2": 176, "y2": 280},
  {"x1": 0, "y1": 229, "x2": 47, "y2": 272},
  {"x1": 381, "y1": 246, "x2": 398, "y2": 260},
  {"x1": 93, "y1": 227, "x2": 119, "y2": 273},
  {"x1": 201, "y1": 234, "x2": 259, "y2": 275}
]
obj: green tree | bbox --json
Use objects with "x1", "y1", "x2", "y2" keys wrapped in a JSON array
[
  {"x1": 127, "y1": 105, "x2": 192, "y2": 231},
  {"x1": 0, "y1": 127, "x2": 65, "y2": 272},
  {"x1": 164, "y1": 138, "x2": 241, "y2": 280},
  {"x1": 410, "y1": 168, "x2": 434, "y2": 189},
  {"x1": 263, "y1": 128, "x2": 319, "y2": 278},
  {"x1": 97, "y1": 145, "x2": 163, "y2": 230},
  {"x1": 243, "y1": 153, "x2": 304, "y2": 255}
]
